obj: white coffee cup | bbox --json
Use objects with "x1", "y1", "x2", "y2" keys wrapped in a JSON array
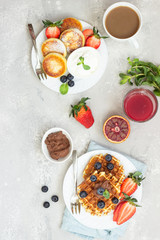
[{"x1": 103, "y1": 2, "x2": 142, "y2": 49}]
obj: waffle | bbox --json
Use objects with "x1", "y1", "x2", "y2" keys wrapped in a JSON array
[
  {"x1": 78, "y1": 171, "x2": 122, "y2": 216},
  {"x1": 83, "y1": 154, "x2": 125, "y2": 185}
]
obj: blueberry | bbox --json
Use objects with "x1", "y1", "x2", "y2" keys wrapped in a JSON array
[
  {"x1": 43, "y1": 201, "x2": 50, "y2": 208},
  {"x1": 97, "y1": 187, "x2": 105, "y2": 195},
  {"x1": 97, "y1": 200, "x2": 105, "y2": 209},
  {"x1": 90, "y1": 175, "x2": 97, "y2": 182},
  {"x1": 68, "y1": 80, "x2": 75, "y2": 87},
  {"x1": 112, "y1": 197, "x2": 119, "y2": 204},
  {"x1": 67, "y1": 73, "x2": 74, "y2": 80},
  {"x1": 105, "y1": 154, "x2": 112, "y2": 162},
  {"x1": 107, "y1": 163, "x2": 114, "y2": 170},
  {"x1": 41, "y1": 186, "x2": 48, "y2": 193},
  {"x1": 51, "y1": 195, "x2": 59, "y2": 202},
  {"x1": 79, "y1": 191, "x2": 88, "y2": 198},
  {"x1": 60, "y1": 75, "x2": 67, "y2": 83},
  {"x1": 94, "y1": 162, "x2": 102, "y2": 170}
]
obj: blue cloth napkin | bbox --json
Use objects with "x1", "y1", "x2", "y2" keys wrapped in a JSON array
[{"x1": 61, "y1": 141, "x2": 147, "y2": 240}]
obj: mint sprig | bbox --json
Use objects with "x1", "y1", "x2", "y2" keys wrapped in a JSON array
[
  {"x1": 77, "y1": 56, "x2": 90, "y2": 70},
  {"x1": 103, "y1": 189, "x2": 110, "y2": 199},
  {"x1": 119, "y1": 57, "x2": 160, "y2": 96}
]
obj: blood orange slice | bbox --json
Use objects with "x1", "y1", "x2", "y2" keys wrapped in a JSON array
[{"x1": 103, "y1": 115, "x2": 130, "y2": 143}]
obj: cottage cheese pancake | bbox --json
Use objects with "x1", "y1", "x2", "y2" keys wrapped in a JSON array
[
  {"x1": 41, "y1": 38, "x2": 67, "y2": 57},
  {"x1": 60, "y1": 28, "x2": 85, "y2": 53},
  {"x1": 42, "y1": 53, "x2": 67, "y2": 78}
]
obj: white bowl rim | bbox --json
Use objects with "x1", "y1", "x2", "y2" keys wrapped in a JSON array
[{"x1": 41, "y1": 127, "x2": 73, "y2": 164}]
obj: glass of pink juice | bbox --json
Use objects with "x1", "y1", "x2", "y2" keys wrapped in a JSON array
[{"x1": 123, "y1": 88, "x2": 158, "y2": 122}]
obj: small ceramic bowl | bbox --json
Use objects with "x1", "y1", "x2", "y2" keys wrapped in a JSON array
[{"x1": 42, "y1": 127, "x2": 73, "y2": 163}]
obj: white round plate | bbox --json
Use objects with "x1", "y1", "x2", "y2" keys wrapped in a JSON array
[
  {"x1": 63, "y1": 149, "x2": 142, "y2": 229},
  {"x1": 31, "y1": 20, "x2": 108, "y2": 94},
  {"x1": 42, "y1": 127, "x2": 73, "y2": 163}
]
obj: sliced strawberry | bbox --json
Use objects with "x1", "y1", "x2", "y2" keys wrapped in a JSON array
[
  {"x1": 115, "y1": 194, "x2": 141, "y2": 225},
  {"x1": 42, "y1": 19, "x2": 63, "y2": 38},
  {"x1": 113, "y1": 202, "x2": 123, "y2": 222},
  {"x1": 117, "y1": 201, "x2": 136, "y2": 225},
  {"x1": 83, "y1": 29, "x2": 94, "y2": 41},
  {"x1": 85, "y1": 27, "x2": 107, "y2": 49},
  {"x1": 120, "y1": 178, "x2": 137, "y2": 198},
  {"x1": 120, "y1": 171, "x2": 145, "y2": 198}
]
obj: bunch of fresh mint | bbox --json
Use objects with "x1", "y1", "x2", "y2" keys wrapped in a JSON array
[{"x1": 120, "y1": 57, "x2": 160, "y2": 96}]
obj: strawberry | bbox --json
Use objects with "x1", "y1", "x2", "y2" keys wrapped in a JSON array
[
  {"x1": 85, "y1": 27, "x2": 108, "y2": 49},
  {"x1": 82, "y1": 29, "x2": 94, "y2": 41},
  {"x1": 42, "y1": 19, "x2": 63, "y2": 38},
  {"x1": 120, "y1": 171, "x2": 145, "y2": 198},
  {"x1": 114, "y1": 193, "x2": 141, "y2": 225},
  {"x1": 113, "y1": 202, "x2": 123, "y2": 222},
  {"x1": 70, "y1": 97, "x2": 94, "y2": 128}
]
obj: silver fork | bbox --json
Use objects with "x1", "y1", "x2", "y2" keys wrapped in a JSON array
[
  {"x1": 28, "y1": 24, "x2": 47, "y2": 81},
  {"x1": 70, "y1": 150, "x2": 81, "y2": 214}
]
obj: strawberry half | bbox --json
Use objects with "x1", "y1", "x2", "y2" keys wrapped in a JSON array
[
  {"x1": 85, "y1": 27, "x2": 108, "y2": 49},
  {"x1": 42, "y1": 19, "x2": 63, "y2": 38},
  {"x1": 82, "y1": 29, "x2": 94, "y2": 41},
  {"x1": 120, "y1": 171, "x2": 145, "y2": 198},
  {"x1": 70, "y1": 97, "x2": 94, "y2": 128},
  {"x1": 113, "y1": 202, "x2": 123, "y2": 222},
  {"x1": 114, "y1": 193, "x2": 141, "y2": 225}
]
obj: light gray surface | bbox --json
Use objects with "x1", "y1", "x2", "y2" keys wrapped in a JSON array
[{"x1": 0, "y1": 0, "x2": 160, "y2": 239}]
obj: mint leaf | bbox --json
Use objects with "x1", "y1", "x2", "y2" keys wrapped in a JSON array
[
  {"x1": 153, "y1": 90, "x2": 160, "y2": 96},
  {"x1": 79, "y1": 56, "x2": 84, "y2": 63},
  {"x1": 103, "y1": 189, "x2": 110, "y2": 199},
  {"x1": 83, "y1": 64, "x2": 90, "y2": 70},
  {"x1": 59, "y1": 83, "x2": 68, "y2": 95},
  {"x1": 77, "y1": 62, "x2": 81, "y2": 65}
]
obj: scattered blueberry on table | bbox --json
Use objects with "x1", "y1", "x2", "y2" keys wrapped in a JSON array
[
  {"x1": 51, "y1": 195, "x2": 59, "y2": 202},
  {"x1": 41, "y1": 186, "x2": 48, "y2": 192},
  {"x1": 43, "y1": 201, "x2": 50, "y2": 208}
]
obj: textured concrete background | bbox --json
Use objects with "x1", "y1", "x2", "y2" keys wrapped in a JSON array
[{"x1": 0, "y1": 0, "x2": 160, "y2": 239}]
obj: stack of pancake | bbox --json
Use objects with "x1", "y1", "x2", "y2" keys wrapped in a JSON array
[{"x1": 41, "y1": 18, "x2": 85, "y2": 78}]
